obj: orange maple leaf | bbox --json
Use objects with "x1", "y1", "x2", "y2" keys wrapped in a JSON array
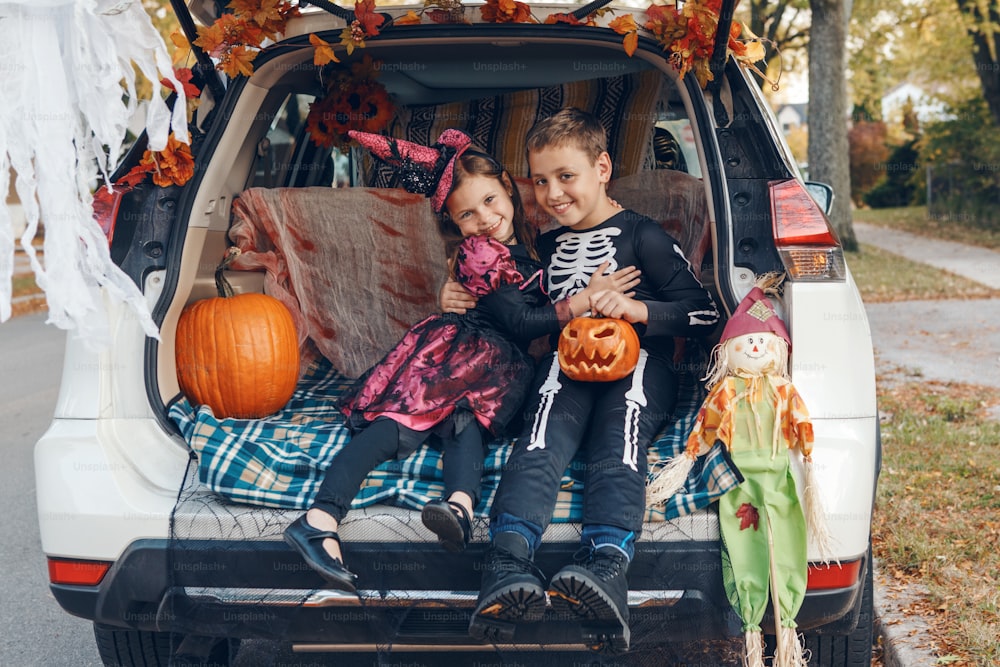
[
  {"x1": 117, "y1": 161, "x2": 155, "y2": 189},
  {"x1": 355, "y1": 0, "x2": 385, "y2": 37},
  {"x1": 481, "y1": 0, "x2": 533, "y2": 23},
  {"x1": 544, "y1": 12, "x2": 578, "y2": 24},
  {"x1": 394, "y1": 10, "x2": 422, "y2": 25},
  {"x1": 609, "y1": 14, "x2": 637, "y2": 34},
  {"x1": 221, "y1": 45, "x2": 259, "y2": 78},
  {"x1": 228, "y1": 0, "x2": 298, "y2": 39},
  {"x1": 161, "y1": 68, "x2": 201, "y2": 98},
  {"x1": 169, "y1": 30, "x2": 191, "y2": 67},
  {"x1": 609, "y1": 14, "x2": 638, "y2": 57},
  {"x1": 309, "y1": 33, "x2": 340, "y2": 65},
  {"x1": 193, "y1": 21, "x2": 226, "y2": 58}
]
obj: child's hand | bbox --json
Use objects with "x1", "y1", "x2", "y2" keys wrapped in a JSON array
[
  {"x1": 589, "y1": 289, "x2": 649, "y2": 324},
  {"x1": 586, "y1": 262, "x2": 641, "y2": 296},
  {"x1": 440, "y1": 278, "x2": 477, "y2": 314}
]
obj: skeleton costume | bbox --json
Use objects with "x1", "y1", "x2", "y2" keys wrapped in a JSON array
[{"x1": 490, "y1": 209, "x2": 720, "y2": 553}]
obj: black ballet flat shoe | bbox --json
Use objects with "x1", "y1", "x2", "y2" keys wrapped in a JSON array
[
  {"x1": 421, "y1": 499, "x2": 472, "y2": 553},
  {"x1": 283, "y1": 514, "x2": 359, "y2": 592}
]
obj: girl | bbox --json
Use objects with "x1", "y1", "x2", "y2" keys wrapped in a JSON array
[{"x1": 283, "y1": 129, "x2": 640, "y2": 592}]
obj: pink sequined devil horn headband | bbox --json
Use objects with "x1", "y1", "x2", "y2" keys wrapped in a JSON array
[{"x1": 348, "y1": 129, "x2": 474, "y2": 213}]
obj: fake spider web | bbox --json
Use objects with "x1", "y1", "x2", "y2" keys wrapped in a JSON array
[{"x1": 164, "y1": 346, "x2": 749, "y2": 665}]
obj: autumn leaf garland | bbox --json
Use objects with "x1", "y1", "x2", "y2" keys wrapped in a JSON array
[
  {"x1": 182, "y1": 0, "x2": 765, "y2": 89},
  {"x1": 193, "y1": 0, "x2": 299, "y2": 78},
  {"x1": 144, "y1": 0, "x2": 769, "y2": 180}
]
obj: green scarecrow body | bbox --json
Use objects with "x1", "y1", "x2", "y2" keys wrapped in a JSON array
[{"x1": 647, "y1": 278, "x2": 831, "y2": 667}]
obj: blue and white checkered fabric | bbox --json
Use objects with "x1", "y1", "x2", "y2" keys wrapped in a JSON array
[{"x1": 169, "y1": 350, "x2": 741, "y2": 521}]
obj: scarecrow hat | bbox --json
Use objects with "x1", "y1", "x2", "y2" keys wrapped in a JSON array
[
  {"x1": 720, "y1": 286, "x2": 791, "y2": 346},
  {"x1": 348, "y1": 128, "x2": 473, "y2": 213}
]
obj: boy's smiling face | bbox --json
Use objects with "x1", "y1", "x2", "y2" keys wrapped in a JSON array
[{"x1": 528, "y1": 142, "x2": 617, "y2": 231}]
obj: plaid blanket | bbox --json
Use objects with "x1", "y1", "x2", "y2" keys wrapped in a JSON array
[{"x1": 169, "y1": 353, "x2": 741, "y2": 521}]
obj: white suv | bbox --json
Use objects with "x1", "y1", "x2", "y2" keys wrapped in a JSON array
[{"x1": 35, "y1": 1, "x2": 879, "y2": 665}]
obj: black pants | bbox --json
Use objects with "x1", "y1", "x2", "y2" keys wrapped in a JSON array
[
  {"x1": 491, "y1": 350, "x2": 678, "y2": 537},
  {"x1": 312, "y1": 417, "x2": 488, "y2": 522}
]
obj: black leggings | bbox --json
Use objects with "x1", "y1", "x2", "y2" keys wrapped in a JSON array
[{"x1": 311, "y1": 417, "x2": 488, "y2": 522}]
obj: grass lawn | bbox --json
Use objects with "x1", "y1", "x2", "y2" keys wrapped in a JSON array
[
  {"x1": 852, "y1": 206, "x2": 999, "y2": 665},
  {"x1": 873, "y1": 372, "x2": 1000, "y2": 665},
  {"x1": 12, "y1": 273, "x2": 38, "y2": 298},
  {"x1": 846, "y1": 244, "x2": 1000, "y2": 303},
  {"x1": 853, "y1": 205, "x2": 1000, "y2": 251}
]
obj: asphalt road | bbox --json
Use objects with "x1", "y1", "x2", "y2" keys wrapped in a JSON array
[{"x1": 0, "y1": 313, "x2": 101, "y2": 666}]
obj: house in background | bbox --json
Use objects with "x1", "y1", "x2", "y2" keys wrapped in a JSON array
[{"x1": 775, "y1": 103, "x2": 808, "y2": 135}]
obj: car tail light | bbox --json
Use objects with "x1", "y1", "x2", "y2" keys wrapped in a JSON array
[
  {"x1": 47, "y1": 557, "x2": 112, "y2": 586},
  {"x1": 92, "y1": 184, "x2": 125, "y2": 245},
  {"x1": 807, "y1": 558, "x2": 862, "y2": 590},
  {"x1": 770, "y1": 179, "x2": 846, "y2": 281}
]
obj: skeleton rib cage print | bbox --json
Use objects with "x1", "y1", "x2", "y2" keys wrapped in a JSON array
[{"x1": 547, "y1": 228, "x2": 623, "y2": 300}]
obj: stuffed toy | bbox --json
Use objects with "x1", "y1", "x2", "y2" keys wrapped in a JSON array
[{"x1": 647, "y1": 274, "x2": 832, "y2": 667}]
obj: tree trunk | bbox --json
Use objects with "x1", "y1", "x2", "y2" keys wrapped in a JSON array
[
  {"x1": 807, "y1": 0, "x2": 857, "y2": 250},
  {"x1": 957, "y1": 0, "x2": 1000, "y2": 126}
]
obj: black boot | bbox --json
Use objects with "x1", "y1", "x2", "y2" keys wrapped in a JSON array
[
  {"x1": 547, "y1": 545, "x2": 630, "y2": 651},
  {"x1": 468, "y1": 532, "x2": 547, "y2": 642}
]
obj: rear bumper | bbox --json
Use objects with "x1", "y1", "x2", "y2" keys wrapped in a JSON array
[{"x1": 51, "y1": 538, "x2": 867, "y2": 646}]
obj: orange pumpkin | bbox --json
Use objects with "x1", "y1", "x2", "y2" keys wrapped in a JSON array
[
  {"x1": 175, "y1": 253, "x2": 300, "y2": 418},
  {"x1": 557, "y1": 316, "x2": 640, "y2": 382}
]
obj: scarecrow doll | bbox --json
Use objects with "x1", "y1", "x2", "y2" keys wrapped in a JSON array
[{"x1": 647, "y1": 275, "x2": 832, "y2": 667}]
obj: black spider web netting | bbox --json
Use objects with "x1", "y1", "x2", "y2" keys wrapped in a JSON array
[
  {"x1": 163, "y1": 338, "x2": 749, "y2": 665},
  {"x1": 165, "y1": 446, "x2": 748, "y2": 664}
]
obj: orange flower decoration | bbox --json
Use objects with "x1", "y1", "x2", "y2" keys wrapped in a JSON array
[
  {"x1": 141, "y1": 133, "x2": 196, "y2": 188},
  {"x1": 305, "y1": 56, "x2": 394, "y2": 150},
  {"x1": 481, "y1": 0, "x2": 533, "y2": 24}
]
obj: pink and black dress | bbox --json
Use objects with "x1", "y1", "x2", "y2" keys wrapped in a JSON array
[{"x1": 339, "y1": 234, "x2": 570, "y2": 452}]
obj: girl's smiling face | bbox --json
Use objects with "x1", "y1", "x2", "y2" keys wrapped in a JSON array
[
  {"x1": 724, "y1": 332, "x2": 783, "y2": 376},
  {"x1": 445, "y1": 174, "x2": 516, "y2": 242}
]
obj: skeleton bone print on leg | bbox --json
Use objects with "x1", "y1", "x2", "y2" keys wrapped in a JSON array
[
  {"x1": 622, "y1": 350, "x2": 649, "y2": 471},
  {"x1": 547, "y1": 228, "x2": 622, "y2": 300},
  {"x1": 526, "y1": 356, "x2": 563, "y2": 452}
]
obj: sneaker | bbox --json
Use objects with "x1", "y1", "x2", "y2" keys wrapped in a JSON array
[
  {"x1": 468, "y1": 532, "x2": 547, "y2": 642},
  {"x1": 547, "y1": 545, "x2": 630, "y2": 650}
]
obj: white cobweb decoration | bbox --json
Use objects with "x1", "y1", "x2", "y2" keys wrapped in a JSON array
[{"x1": 0, "y1": 0, "x2": 188, "y2": 344}]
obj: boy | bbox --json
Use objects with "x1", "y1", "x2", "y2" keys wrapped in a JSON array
[{"x1": 467, "y1": 108, "x2": 720, "y2": 648}]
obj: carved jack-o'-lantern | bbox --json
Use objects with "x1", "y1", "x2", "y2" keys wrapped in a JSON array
[{"x1": 557, "y1": 316, "x2": 640, "y2": 382}]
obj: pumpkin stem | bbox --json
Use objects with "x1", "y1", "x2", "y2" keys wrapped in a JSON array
[{"x1": 215, "y1": 247, "x2": 242, "y2": 298}]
